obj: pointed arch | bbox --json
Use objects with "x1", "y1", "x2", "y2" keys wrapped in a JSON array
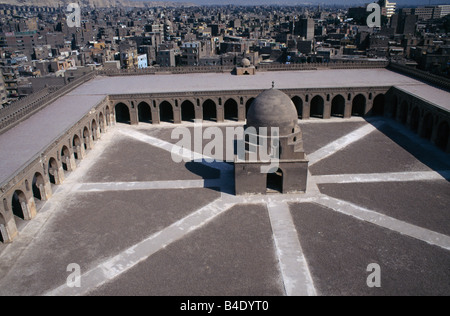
[
  {"x1": 203, "y1": 99, "x2": 217, "y2": 122},
  {"x1": 91, "y1": 119, "x2": 98, "y2": 141},
  {"x1": 291, "y1": 96, "x2": 303, "y2": 119},
  {"x1": 138, "y1": 102, "x2": 152, "y2": 123},
  {"x1": 181, "y1": 100, "x2": 196, "y2": 122},
  {"x1": 331, "y1": 95, "x2": 345, "y2": 118},
  {"x1": 11, "y1": 190, "x2": 27, "y2": 220},
  {"x1": 372, "y1": 94, "x2": 385, "y2": 116},
  {"x1": 72, "y1": 134, "x2": 82, "y2": 160},
  {"x1": 246, "y1": 98, "x2": 256, "y2": 119},
  {"x1": 224, "y1": 98, "x2": 238, "y2": 121},
  {"x1": 48, "y1": 157, "x2": 59, "y2": 185},
  {"x1": 160, "y1": 101, "x2": 174, "y2": 123},
  {"x1": 32, "y1": 172, "x2": 46, "y2": 201},
  {"x1": 352, "y1": 94, "x2": 366, "y2": 117},
  {"x1": 310, "y1": 95, "x2": 324, "y2": 119},
  {"x1": 115, "y1": 103, "x2": 131, "y2": 124},
  {"x1": 61, "y1": 146, "x2": 71, "y2": 171}
]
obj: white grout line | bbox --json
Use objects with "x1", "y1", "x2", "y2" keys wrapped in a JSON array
[
  {"x1": 119, "y1": 128, "x2": 234, "y2": 172},
  {"x1": 313, "y1": 171, "x2": 450, "y2": 184},
  {"x1": 315, "y1": 196, "x2": 450, "y2": 251},
  {"x1": 267, "y1": 201, "x2": 317, "y2": 296},
  {"x1": 75, "y1": 179, "x2": 225, "y2": 192},
  {"x1": 308, "y1": 122, "x2": 383, "y2": 166},
  {"x1": 44, "y1": 198, "x2": 236, "y2": 296}
]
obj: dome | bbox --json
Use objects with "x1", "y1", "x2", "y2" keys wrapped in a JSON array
[
  {"x1": 241, "y1": 58, "x2": 251, "y2": 67},
  {"x1": 247, "y1": 89, "x2": 299, "y2": 133}
]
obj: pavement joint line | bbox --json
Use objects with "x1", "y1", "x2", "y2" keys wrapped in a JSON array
[
  {"x1": 119, "y1": 127, "x2": 234, "y2": 172},
  {"x1": 313, "y1": 170, "x2": 450, "y2": 184},
  {"x1": 308, "y1": 122, "x2": 384, "y2": 166},
  {"x1": 44, "y1": 197, "x2": 237, "y2": 296},
  {"x1": 314, "y1": 195, "x2": 450, "y2": 251},
  {"x1": 75, "y1": 179, "x2": 224, "y2": 192},
  {"x1": 267, "y1": 201, "x2": 317, "y2": 296}
]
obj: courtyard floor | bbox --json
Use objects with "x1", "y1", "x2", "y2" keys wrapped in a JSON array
[{"x1": 0, "y1": 117, "x2": 449, "y2": 296}]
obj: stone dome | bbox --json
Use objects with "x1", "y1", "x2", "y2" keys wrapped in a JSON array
[
  {"x1": 241, "y1": 58, "x2": 251, "y2": 67},
  {"x1": 247, "y1": 89, "x2": 299, "y2": 134}
]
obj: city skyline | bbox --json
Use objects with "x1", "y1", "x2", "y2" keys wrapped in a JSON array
[{"x1": 128, "y1": 0, "x2": 450, "y2": 7}]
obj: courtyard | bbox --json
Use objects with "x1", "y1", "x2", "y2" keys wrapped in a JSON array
[{"x1": 0, "y1": 117, "x2": 449, "y2": 296}]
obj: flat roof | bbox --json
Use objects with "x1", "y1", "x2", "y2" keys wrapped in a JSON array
[
  {"x1": 0, "y1": 94, "x2": 106, "y2": 186},
  {"x1": 70, "y1": 68, "x2": 426, "y2": 96},
  {"x1": 1, "y1": 68, "x2": 449, "y2": 187}
]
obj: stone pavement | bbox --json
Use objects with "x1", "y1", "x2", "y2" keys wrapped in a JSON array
[{"x1": 0, "y1": 118, "x2": 449, "y2": 296}]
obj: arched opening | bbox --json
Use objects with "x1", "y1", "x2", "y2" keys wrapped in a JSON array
[
  {"x1": 436, "y1": 121, "x2": 449, "y2": 151},
  {"x1": 372, "y1": 94, "x2": 385, "y2": 116},
  {"x1": 203, "y1": 99, "x2": 217, "y2": 122},
  {"x1": 48, "y1": 158, "x2": 59, "y2": 185},
  {"x1": 331, "y1": 95, "x2": 345, "y2": 118},
  {"x1": 91, "y1": 120, "x2": 98, "y2": 141},
  {"x1": 32, "y1": 172, "x2": 45, "y2": 201},
  {"x1": 391, "y1": 95, "x2": 398, "y2": 119},
  {"x1": 11, "y1": 190, "x2": 26, "y2": 220},
  {"x1": 99, "y1": 113, "x2": 105, "y2": 133},
  {"x1": 181, "y1": 100, "x2": 196, "y2": 122},
  {"x1": 61, "y1": 146, "x2": 71, "y2": 171},
  {"x1": 138, "y1": 102, "x2": 152, "y2": 123},
  {"x1": 291, "y1": 96, "x2": 303, "y2": 119},
  {"x1": 83, "y1": 127, "x2": 90, "y2": 150},
  {"x1": 400, "y1": 101, "x2": 409, "y2": 125},
  {"x1": 224, "y1": 99, "x2": 238, "y2": 121},
  {"x1": 72, "y1": 135, "x2": 82, "y2": 160},
  {"x1": 246, "y1": 98, "x2": 255, "y2": 119},
  {"x1": 160, "y1": 101, "x2": 174, "y2": 123},
  {"x1": 115, "y1": 103, "x2": 131, "y2": 124},
  {"x1": 0, "y1": 212, "x2": 6, "y2": 243},
  {"x1": 310, "y1": 96, "x2": 324, "y2": 119},
  {"x1": 267, "y1": 169, "x2": 283, "y2": 193},
  {"x1": 421, "y1": 113, "x2": 434, "y2": 140},
  {"x1": 410, "y1": 107, "x2": 420, "y2": 133},
  {"x1": 352, "y1": 94, "x2": 366, "y2": 117}
]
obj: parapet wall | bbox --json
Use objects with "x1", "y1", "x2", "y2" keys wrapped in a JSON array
[
  {"x1": 388, "y1": 63, "x2": 450, "y2": 91},
  {"x1": 0, "y1": 72, "x2": 97, "y2": 135}
]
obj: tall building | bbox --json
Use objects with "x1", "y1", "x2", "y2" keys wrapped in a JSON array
[
  {"x1": 436, "y1": 5, "x2": 450, "y2": 18},
  {"x1": 400, "y1": 5, "x2": 450, "y2": 21},
  {"x1": 385, "y1": 1, "x2": 397, "y2": 18},
  {"x1": 294, "y1": 18, "x2": 315, "y2": 41}
]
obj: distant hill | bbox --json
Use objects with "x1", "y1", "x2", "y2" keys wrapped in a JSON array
[{"x1": 0, "y1": 0, "x2": 197, "y2": 8}]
